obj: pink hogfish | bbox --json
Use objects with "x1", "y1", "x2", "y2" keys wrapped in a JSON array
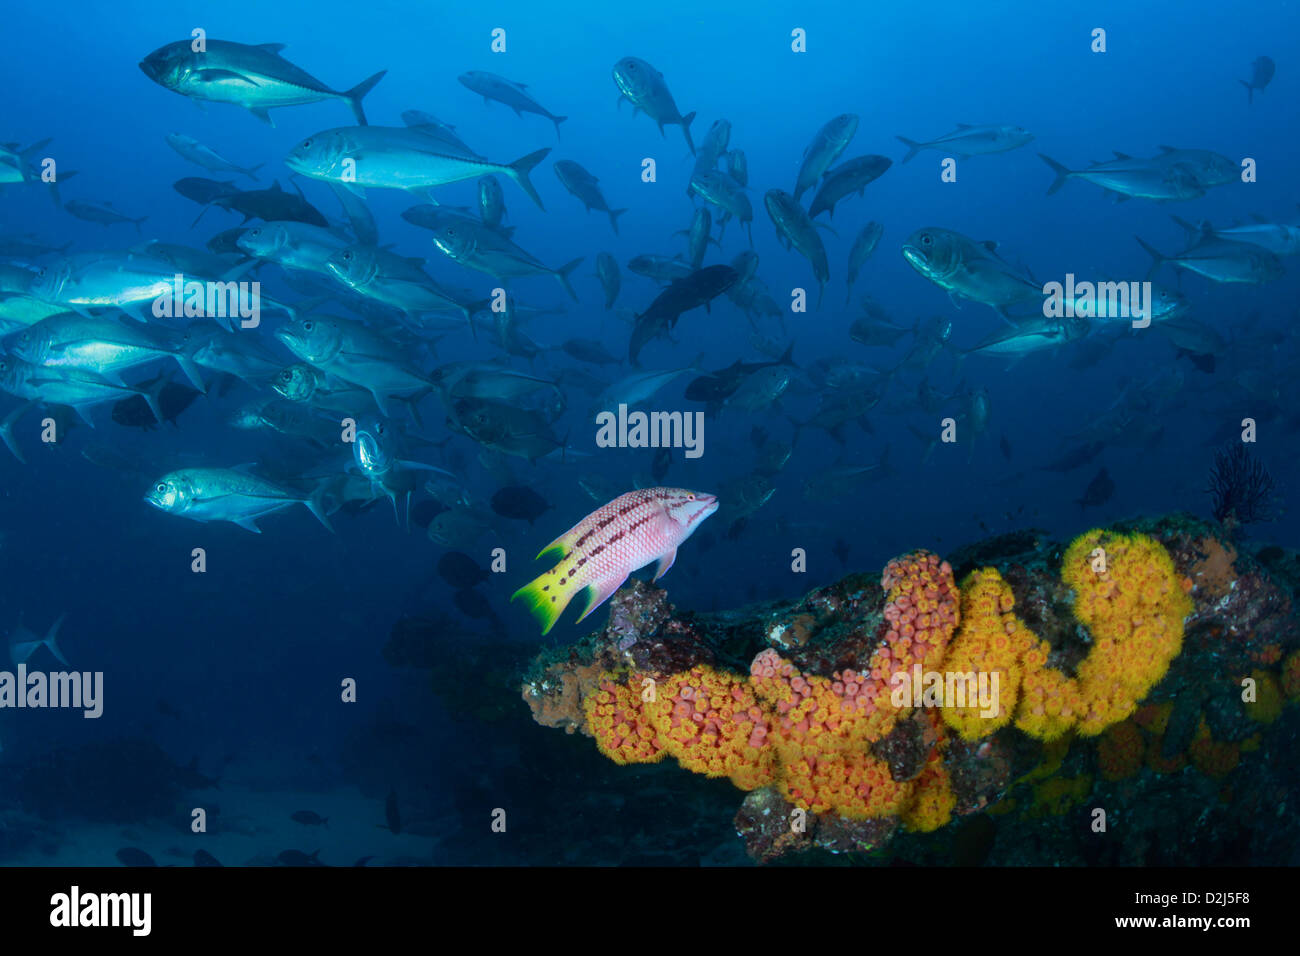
[{"x1": 512, "y1": 487, "x2": 718, "y2": 634}]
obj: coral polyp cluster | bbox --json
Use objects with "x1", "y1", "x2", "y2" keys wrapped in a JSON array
[
  {"x1": 584, "y1": 675, "x2": 665, "y2": 766},
  {"x1": 748, "y1": 649, "x2": 914, "y2": 818},
  {"x1": 940, "y1": 530, "x2": 1192, "y2": 743},
  {"x1": 580, "y1": 551, "x2": 960, "y2": 820},
  {"x1": 585, "y1": 532, "x2": 1195, "y2": 826},
  {"x1": 1062, "y1": 530, "x2": 1194, "y2": 735},
  {"x1": 522, "y1": 517, "x2": 1300, "y2": 862},
  {"x1": 647, "y1": 665, "x2": 777, "y2": 791}
]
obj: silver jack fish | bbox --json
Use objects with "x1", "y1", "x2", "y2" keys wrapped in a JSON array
[
  {"x1": 612, "y1": 57, "x2": 697, "y2": 154},
  {"x1": 285, "y1": 125, "x2": 550, "y2": 210},
  {"x1": 896, "y1": 124, "x2": 1033, "y2": 164},
  {"x1": 458, "y1": 71, "x2": 567, "y2": 138},
  {"x1": 144, "y1": 467, "x2": 333, "y2": 534},
  {"x1": 139, "y1": 39, "x2": 386, "y2": 126}
]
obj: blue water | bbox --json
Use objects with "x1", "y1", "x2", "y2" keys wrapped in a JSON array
[{"x1": 0, "y1": 1, "x2": 1295, "y2": 865}]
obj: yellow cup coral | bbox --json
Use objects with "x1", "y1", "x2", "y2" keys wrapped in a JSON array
[{"x1": 1062, "y1": 530, "x2": 1193, "y2": 736}]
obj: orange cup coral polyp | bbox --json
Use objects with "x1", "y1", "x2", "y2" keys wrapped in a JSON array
[{"x1": 583, "y1": 532, "x2": 1193, "y2": 829}]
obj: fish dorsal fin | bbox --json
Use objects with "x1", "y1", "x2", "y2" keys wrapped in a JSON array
[
  {"x1": 537, "y1": 531, "x2": 573, "y2": 561},
  {"x1": 1112, "y1": 151, "x2": 1133, "y2": 160},
  {"x1": 256, "y1": 43, "x2": 287, "y2": 54},
  {"x1": 980, "y1": 240, "x2": 999, "y2": 252},
  {"x1": 954, "y1": 122, "x2": 973, "y2": 129},
  {"x1": 271, "y1": 181, "x2": 283, "y2": 192},
  {"x1": 1157, "y1": 145, "x2": 1177, "y2": 153}
]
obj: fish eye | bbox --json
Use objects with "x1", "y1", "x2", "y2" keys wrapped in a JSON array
[
  {"x1": 156, "y1": 483, "x2": 166, "y2": 492},
  {"x1": 342, "y1": 251, "x2": 352, "y2": 261},
  {"x1": 920, "y1": 234, "x2": 933, "y2": 245},
  {"x1": 303, "y1": 321, "x2": 314, "y2": 331},
  {"x1": 687, "y1": 493, "x2": 696, "y2": 500},
  {"x1": 375, "y1": 422, "x2": 386, "y2": 435},
  {"x1": 301, "y1": 139, "x2": 312, "y2": 149}
]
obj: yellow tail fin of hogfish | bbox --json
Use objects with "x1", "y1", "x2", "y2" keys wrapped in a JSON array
[
  {"x1": 511, "y1": 527, "x2": 586, "y2": 634},
  {"x1": 511, "y1": 566, "x2": 577, "y2": 636},
  {"x1": 513, "y1": 527, "x2": 629, "y2": 635},
  {"x1": 512, "y1": 565, "x2": 625, "y2": 636}
]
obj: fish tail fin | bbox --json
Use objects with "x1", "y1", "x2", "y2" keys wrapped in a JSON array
[
  {"x1": 345, "y1": 70, "x2": 388, "y2": 126},
  {"x1": 173, "y1": 353, "x2": 207, "y2": 394},
  {"x1": 896, "y1": 136, "x2": 923, "y2": 164},
  {"x1": 511, "y1": 567, "x2": 575, "y2": 635},
  {"x1": 305, "y1": 479, "x2": 336, "y2": 534},
  {"x1": 1037, "y1": 154, "x2": 1072, "y2": 195},
  {"x1": 681, "y1": 111, "x2": 697, "y2": 155},
  {"x1": 1134, "y1": 236, "x2": 1166, "y2": 281},
  {"x1": 19, "y1": 138, "x2": 52, "y2": 164},
  {"x1": 43, "y1": 613, "x2": 69, "y2": 666},
  {"x1": 0, "y1": 402, "x2": 31, "y2": 465},
  {"x1": 140, "y1": 374, "x2": 170, "y2": 425},
  {"x1": 609, "y1": 208, "x2": 628, "y2": 236},
  {"x1": 49, "y1": 169, "x2": 76, "y2": 208},
  {"x1": 552, "y1": 115, "x2": 567, "y2": 139},
  {"x1": 556, "y1": 257, "x2": 584, "y2": 302},
  {"x1": 243, "y1": 163, "x2": 265, "y2": 182},
  {"x1": 506, "y1": 147, "x2": 551, "y2": 211},
  {"x1": 1240, "y1": 79, "x2": 1253, "y2": 104},
  {"x1": 392, "y1": 389, "x2": 429, "y2": 429},
  {"x1": 134, "y1": 216, "x2": 149, "y2": 234}
]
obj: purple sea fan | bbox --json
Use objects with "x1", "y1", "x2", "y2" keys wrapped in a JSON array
[{"x1": 1206, "y1": 444, "x2": 1277, "y2": 528}]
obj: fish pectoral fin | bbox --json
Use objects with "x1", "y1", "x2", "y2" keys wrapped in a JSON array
[
  {"x1": 194, "y1": 69, "x2": 260, "y2": 87},
  {"x1": 249, "y1": 108, "x2": 274, "y2": 127},
  {"x1": 652, "y1": 548, "x2": 678, "y2": 582},
  {"x1": 574, "y1": 574, "x2": 628, "y2": 625},
  {"x1": 232, "y1": 517, "x2": 263, "y2": 534}
]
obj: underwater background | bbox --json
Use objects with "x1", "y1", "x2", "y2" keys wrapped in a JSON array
[{"x1": 0, "y1": 0, "x2": 1297, "y2": 866}]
